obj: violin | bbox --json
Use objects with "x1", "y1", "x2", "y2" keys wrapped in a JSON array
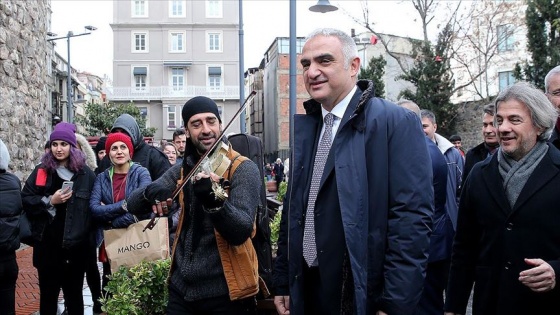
[
  {"x1": 143, "y1": 91, "x2": 257, "y2": 231},
  {"x1": 203, "y1": 141, "x2": 231, "y2": 178},
  {"x1": 197, "y1": 141, "x2": 232, "y2": 200}
]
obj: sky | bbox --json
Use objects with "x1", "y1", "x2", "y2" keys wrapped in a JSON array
[{"x1": 49, "y1": 0, "x2": 443, "y2": 81}]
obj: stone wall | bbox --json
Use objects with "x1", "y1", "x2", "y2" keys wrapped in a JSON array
[
  {"x1": 0, "y1": 0, "x2": 50, "y2": 181},
  {"x1": 454, "y1": 98, "x2": 494, "y2": 152}
]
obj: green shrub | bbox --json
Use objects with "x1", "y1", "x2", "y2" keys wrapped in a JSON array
[
  {"x1": 101, "y1": 259, "x2": 171, "y2": 315},
  {"x1": 276, "y1": 181, "x2": 287, "y2": 202},
  {"x1": 270, "y1": 210, "x2": 282, "y2": 257}
]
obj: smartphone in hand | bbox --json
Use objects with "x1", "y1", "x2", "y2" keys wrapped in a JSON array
[{"x1": 61, "y1": 181, "x2": 74, "y2": 192}]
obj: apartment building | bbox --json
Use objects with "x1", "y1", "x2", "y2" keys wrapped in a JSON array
[
  {"x1": 450, "y1": 0, "x2": 528, "y2": 103},
  {"x1": 258, "y1": 37, "x2": 308, "y2": 161},
  {"x1": 106, "y1": 0, "x2": 241, "y2": 141},
  {"x1": 353, "y1": 31, "x2": 417, "y2": 102},
  {"x1": 47, "y1": 48, "x2": 105, "y2": 133}
]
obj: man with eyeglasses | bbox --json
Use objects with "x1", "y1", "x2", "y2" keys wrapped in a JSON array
[{"x1": 545, "y1": 65, "x2": 560, "y2": 149}]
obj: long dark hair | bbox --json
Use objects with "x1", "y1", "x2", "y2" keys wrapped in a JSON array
[{"x1": 41, "y1": 145, "x2": 87, "y2": 173}]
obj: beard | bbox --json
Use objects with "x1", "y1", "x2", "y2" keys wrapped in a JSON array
[{"x1": 192, "y1": 133, "x2": 217, "y2": 155}]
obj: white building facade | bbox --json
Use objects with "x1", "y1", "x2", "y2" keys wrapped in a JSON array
[
  {"x1": 354, "y1": 32, "x2": 417, "y2": 102},
  {"x1": 106, "y1": 0, "x2": 241, "y2": 141},
  {"x1": 450, "y1": 0, "x2": 528, "y2": 103}
]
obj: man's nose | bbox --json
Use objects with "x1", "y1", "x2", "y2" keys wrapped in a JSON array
[
  {"x1": 498, "y1": 121, "x2": 511, "y2": 133},
  {"x1": 306, "y1": 63, "x2": 320, "y2": 78},
  {"x1": 201, "y1": 122, "x2": 212, "y2": 133}
]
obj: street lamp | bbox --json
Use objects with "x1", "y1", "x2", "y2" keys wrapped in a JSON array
[
  {"x1": 47, "y1": 25, "x2": 97, "y2": 123},
  {"x1": 288, "y1": 1, "x2": 338, "y2": 152},
  {"x1": 309, "y1": 0, "x2": 338, "y2": 13}
]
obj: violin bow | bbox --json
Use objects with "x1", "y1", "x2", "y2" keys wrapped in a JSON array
[{"x1": 144, "y1": 91, "x2": 257, "y2": 231}]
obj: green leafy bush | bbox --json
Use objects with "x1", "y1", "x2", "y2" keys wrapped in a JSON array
[
  {"x1": 101, "y1": 259, "x2": 171, "y2": 315},
  {"x1": 276, "y1": 181, "x2": 287, "y2": 202},
  {"x1": 270, "y1": 210, "x2": 282, "y2": 257}
]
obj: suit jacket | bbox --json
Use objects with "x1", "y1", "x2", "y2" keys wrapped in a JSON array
[
  {"x1": 274, "y1": 80, "x2": 433, "y2": 315},
  {"x1": 463, "y1": 142, "x2": 496, "y2": 186},
  {"x1": 425, "y1": 138, "x2": 449, "y2": 262},
  {"x1": 445, "y1": 143, "x2": 560, "y2": 315}
]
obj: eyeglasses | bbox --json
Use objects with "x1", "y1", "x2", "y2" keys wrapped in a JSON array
[{"x1": 547, "y1": 90, "x2": 560, "y2": 97}]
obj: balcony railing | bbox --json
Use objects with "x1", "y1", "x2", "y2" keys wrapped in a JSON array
[{"x1": 104, "y1": 86, "x2": 240, "y2": 101}]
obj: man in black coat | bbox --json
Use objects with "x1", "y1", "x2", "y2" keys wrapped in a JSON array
[
  {"x1": 398, "y1": 101, "x2": 450, "y2": 315},
  {"x1": 463, "y1": 104, "x2": 499, "y2": 184},
  {"x1": 445, "y1": 82, "x2": 560, "y2": 315},
  {"x1": 272, "y1": 158, "x2": 284, "y2": 190},
  {"x1": 97, "y1": 114, "x2": 170, "y2": 180}
]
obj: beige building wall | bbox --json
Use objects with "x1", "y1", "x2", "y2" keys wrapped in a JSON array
[
  {"x1": 108, "y1": 0, "x2": 241, "y2": 141},
  {"x1": 450, "y1": 0, "x2": 528, "y2": 104}
]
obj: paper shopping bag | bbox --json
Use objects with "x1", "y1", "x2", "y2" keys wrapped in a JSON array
[{"x1": 103, "y1": 218, "x2": 169, "y2": 273}]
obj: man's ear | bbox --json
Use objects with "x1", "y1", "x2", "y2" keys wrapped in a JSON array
[
  {"x1": 350, "y1": 57, "x2": 360, "y2": 77},
  {"x1": 434, "y1": 123, "x2": 438, "y2": 132},
  {"x1": 185, "y1": 127, "x2": 191, "y2": 138}
]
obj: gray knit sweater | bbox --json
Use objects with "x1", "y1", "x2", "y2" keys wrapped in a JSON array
[{"x1": 126, "y1": 154, "x2": 261, "y2": 301}]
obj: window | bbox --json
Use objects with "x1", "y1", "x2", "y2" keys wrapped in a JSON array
[
  {"x1": 133, "y1": 67, "x2": 148, "y2": 91},
  {"x1": 208, "y1": 66, "x2": 222, "y2": 91},
  {"x1": 170, "y1": 32, "x2": 186, "y2": 52},
  {"x1": 207, "y1": 32, "x2": 222, "y2": 52},
  {"x1": 498, "y1": 71, "x2": 516, "y2": 91},
  {"x1": 167, "y1": 105, "x2": 176, "y2": 128},
  {"x1": 132, "y1": 0, "x2": 148, "y2": 17},
  {"x1": 138, "y1": 107, "x2": 148, "y2": 120},
  {"x1": 135, "y1": 75, "x2": 147, "y2": 90},
  {"x1": 277, "y1": 38, "x2": 305, "y2": 54},
  {"x1": 206, "y1": 0, "x2": 222, "y2": 18},
  {"x1": 132, "y1": 32, "x2": 148, "y2": 52},
  {"x1": 171, "y1": 67, "x2": 185, "y2": 91},
  {"x1": 497, "y1": 24, "x2": 514, "y2": 52},
  {"x1": 169, "y1": 0, "x2": 186, "y2": 17}
]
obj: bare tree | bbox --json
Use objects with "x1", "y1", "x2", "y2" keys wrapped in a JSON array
[
  {"x1": 450, "y1": 1, "x2": 524, "y2": 102},
  {"x1": 344, "y1": 0, "x2": 521, "y2": 99}
]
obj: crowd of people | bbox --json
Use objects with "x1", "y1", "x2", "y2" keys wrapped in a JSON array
[{"x1": 0, "y1": 28, "x2": 559, "y2": 315}]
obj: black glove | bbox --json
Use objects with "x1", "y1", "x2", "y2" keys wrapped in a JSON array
[
  {"x1": 193, "y1": 177, "x2": 224, "y2": 210},
  {"x1": 143, "y1": 183, "x2": 172, "y2": 205}
]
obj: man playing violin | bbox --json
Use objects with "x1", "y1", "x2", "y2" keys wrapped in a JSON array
[{"x1": 124, "y1": 96, "x2": 262, "y2": 314}]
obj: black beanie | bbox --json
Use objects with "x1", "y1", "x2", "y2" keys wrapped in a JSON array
[
  {"x1": 182, "y1": 96, "x2": 221, "y2": 125},
  {"x1": 95, "y1": 136, "x2": 107, "y2": 153}
]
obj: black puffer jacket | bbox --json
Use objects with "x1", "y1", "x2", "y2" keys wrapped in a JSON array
[
  {"x1": 0, "y1": 171, "x2": 22, "y2": 259},
  {"x1": 97, "y1": 114, "x2": 171, "y2": 180}
]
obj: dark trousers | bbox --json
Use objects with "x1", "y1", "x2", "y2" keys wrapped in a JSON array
[
  {"x1": 37, "y1": 259, "x2": 86, "y2": 315},
  {"x1": 415, "y1": 259, "x2": 450, "y2": 315},
  {"x1": 85, "y1": 246, "x2": 101, "y2": 309},
  {"x1": 302, "y1": 263, "x2": 335, "y2": 315},
  {"x1": 167, "y1": 286, "x2": 257, "y2": 315},
  {"x1": 0, "y1": 255, "x2": 18, "y2": 315}
]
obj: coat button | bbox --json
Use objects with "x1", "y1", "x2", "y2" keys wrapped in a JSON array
[
  {"x1": 505, "y1": 261, "x2": 512, "y2": 270},
  {"x1": 506, "y1": 223, "x2": 513, "y2": 230},
  {"x1": 297, "y1": 220, "x2": 302, "y2": 226}
]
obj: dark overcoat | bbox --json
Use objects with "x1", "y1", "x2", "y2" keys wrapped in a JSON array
[
  {"x1": 445, "y1": 144, "x2": 560, "y2": 315},
  {"x1": 273, "y1": 80, "x2": 434, "y2": 314}
]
